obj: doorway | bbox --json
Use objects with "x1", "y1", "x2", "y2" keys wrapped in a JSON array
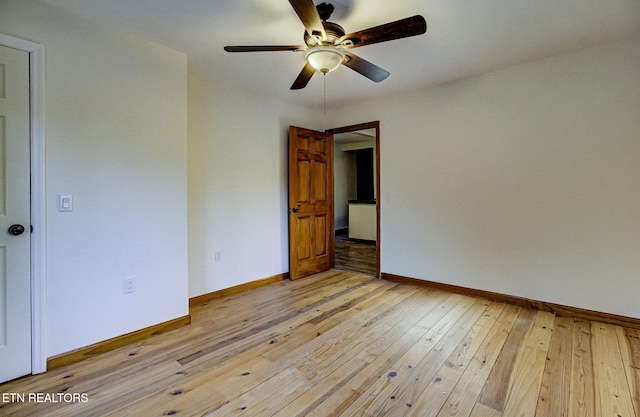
[
  {"x1": 0, "y1": 33, "x2": 46, "y2": 378},
  {"x1": 327, "y1": 122, "x2": 380, "y2": 278}
]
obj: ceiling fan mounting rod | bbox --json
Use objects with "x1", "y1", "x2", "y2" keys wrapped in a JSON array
[{"x1": 316, "y1": 2, "x2": 335, "y2": 22}]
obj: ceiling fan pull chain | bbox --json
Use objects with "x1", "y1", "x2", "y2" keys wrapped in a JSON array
[{"x1": 323, "y1": 73, "x2": 327, "y2": 132}]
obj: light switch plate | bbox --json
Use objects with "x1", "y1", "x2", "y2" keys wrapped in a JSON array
[{"x1": 58, "y1": 194, "x2": 73, "y2": 212}]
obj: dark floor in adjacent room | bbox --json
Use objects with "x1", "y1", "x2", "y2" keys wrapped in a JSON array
[{"x1": 334, "y1": 229, "x2": 377, "y2": 276}]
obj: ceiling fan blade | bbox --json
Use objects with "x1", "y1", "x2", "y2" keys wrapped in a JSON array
[
  {"x1": 342, "y1": 51, "x2": 389, "y2": 83},
  {"x1": 339, "y1": 15, "x2": 426, "y2": 48},
  {"x1": 224, "y1": 45, "x2": 305, "y2": 52},
  {"x1": 288, "y1": 0, "x2": 326, "y2": 41},
  {"x1": 291, "y1": 62, "x2": 316, "y2": 90}
]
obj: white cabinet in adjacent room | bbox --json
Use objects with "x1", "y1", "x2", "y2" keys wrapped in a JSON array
[{"x1": 348, "y1": 201, "x2": 376, "y2": 241}]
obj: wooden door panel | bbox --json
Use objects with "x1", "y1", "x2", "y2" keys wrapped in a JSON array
[
  {"x1": 313, "y1": 160, "x2": 327, "y2": 202},
  {"x1": 314, "y1": 214, "x2": 327, "y2": 257},
  {"x1": 296, "y1": 160, "x2": 310, "y2": 204},
  {"x1": 288, "y1": 126, "x2": 334, "y2": 280},
  {"x1": 311, "y1": 135, "x2": 328, "y2": 154},
  {"x1": 298, "y1": 135, "x2": 310, "y2": 152},
  {"x1": 295, "y1": 216, "x2": 311, "y2": 261}
]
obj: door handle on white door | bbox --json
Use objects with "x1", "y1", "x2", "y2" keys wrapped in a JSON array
[{"x1": 8, "y1": 224, "x2": 25, "y2": 236}]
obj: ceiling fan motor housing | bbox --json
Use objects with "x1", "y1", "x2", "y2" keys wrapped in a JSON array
[
  {"x1": 304, "y1": 18, "x2": 347, "y2": 73},
  {"x1": 304, "y1": 21, "x2": 345, "y2": 47}
]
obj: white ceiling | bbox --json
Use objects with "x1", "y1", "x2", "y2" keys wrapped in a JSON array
[{"x1": 39, "y1": 0, "x2": 640, "y2": 109}]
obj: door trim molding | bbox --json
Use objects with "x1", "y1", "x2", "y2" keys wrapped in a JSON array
[
  {"x1": 327, "y1": 121, "x2": 381, "y2": 278},
  {"x1": 0, "y1": 33, "x2": 47, "y2": 374}
]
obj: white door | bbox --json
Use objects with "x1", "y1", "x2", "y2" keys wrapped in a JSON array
[{"x1": 0, "y1": 44, "x2": 31, "y2": 382}]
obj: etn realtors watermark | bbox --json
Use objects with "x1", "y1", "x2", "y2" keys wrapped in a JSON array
[{"x1": 2, "y1": 392, "x2": 89, "y2": 403}]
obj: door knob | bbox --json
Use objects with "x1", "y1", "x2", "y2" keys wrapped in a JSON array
[
  {"x1": 289, "y1": 207, "x2": 300, "y2": 213},
  {"x1": 8, "y1": 224, "x2": 25, "y2": 236}
]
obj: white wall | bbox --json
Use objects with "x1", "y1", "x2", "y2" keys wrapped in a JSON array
[
  {"x1": 328, "y1": 37, "x2": 640, "y2": 319},
  {"x1": 1, "y1": 0, "x2": 189, "y2": 356},
  {"x1": 334, "y1": 144, "x2": 355, "y2": 230},
  {"x1": 187, "y1": 65, "x2": 318, "y2": 297}
]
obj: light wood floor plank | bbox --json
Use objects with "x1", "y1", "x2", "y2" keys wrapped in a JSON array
[
  {"x1": 535, "y1": 316, "x2": 574, "y2": 417},
  {"x1": 435, "y1": 304, "x2": 520, "y2": 417},
  {"x1": 592, "y1": 322, "x2": 636, "y2": 417},
  {"x1": 568, "y1": 319, "x2": 597, "y2": 417},
  {"x1": 478, "y1": 307, "x2": 537, "y2": 411},
  {"x1": 470, "y1": 403, "x2": 503, "y2": 417},
  {"x1": 1, "y1": 270, "x2": 638, "y2": 417},
  {"x1": 501, "y1": 311, "x2": 555, "y2": 417},
  {"x1": 617, "y1": 327, "x2": 640, "y2": 417}
]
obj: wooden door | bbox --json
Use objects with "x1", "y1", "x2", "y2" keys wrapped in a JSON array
[
  {"x1": 0, "y1": 44, "x2": 32, "y2": 382},
  {"x1": 288, "y1": 126, "x2": 334, "y2": 280}
]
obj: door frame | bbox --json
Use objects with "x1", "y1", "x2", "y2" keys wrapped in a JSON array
[
  {"x1": 0, "y1": 33, "x2": 46, "y2": 374},
  {"x1": 327, "y1": 121, "x2": 381, "y2": 278}
]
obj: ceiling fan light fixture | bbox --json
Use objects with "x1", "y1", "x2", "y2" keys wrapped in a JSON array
[{"x1": 305, "y1": 46, "x2": 345, "y2": 74}]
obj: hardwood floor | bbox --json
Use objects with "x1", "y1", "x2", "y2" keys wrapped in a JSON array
[
  {"x1": 1, "y1": 270, "x2": 638, "y2": 417},
  {"x1": 334, "y1": 231, "x2": 377, "y2": 276}
]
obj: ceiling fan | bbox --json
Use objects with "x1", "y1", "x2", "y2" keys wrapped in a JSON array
[{"x1": 224, "y1": 0, "x2": 427, "y2": 90}]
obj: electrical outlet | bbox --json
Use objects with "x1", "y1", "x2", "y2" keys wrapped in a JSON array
[
  {"x1": 123, "y1": 277, "x2": 136, "y2": 294},
  {"x1": 214, "y1": 251, "x2": 222, "y2": 262}
]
